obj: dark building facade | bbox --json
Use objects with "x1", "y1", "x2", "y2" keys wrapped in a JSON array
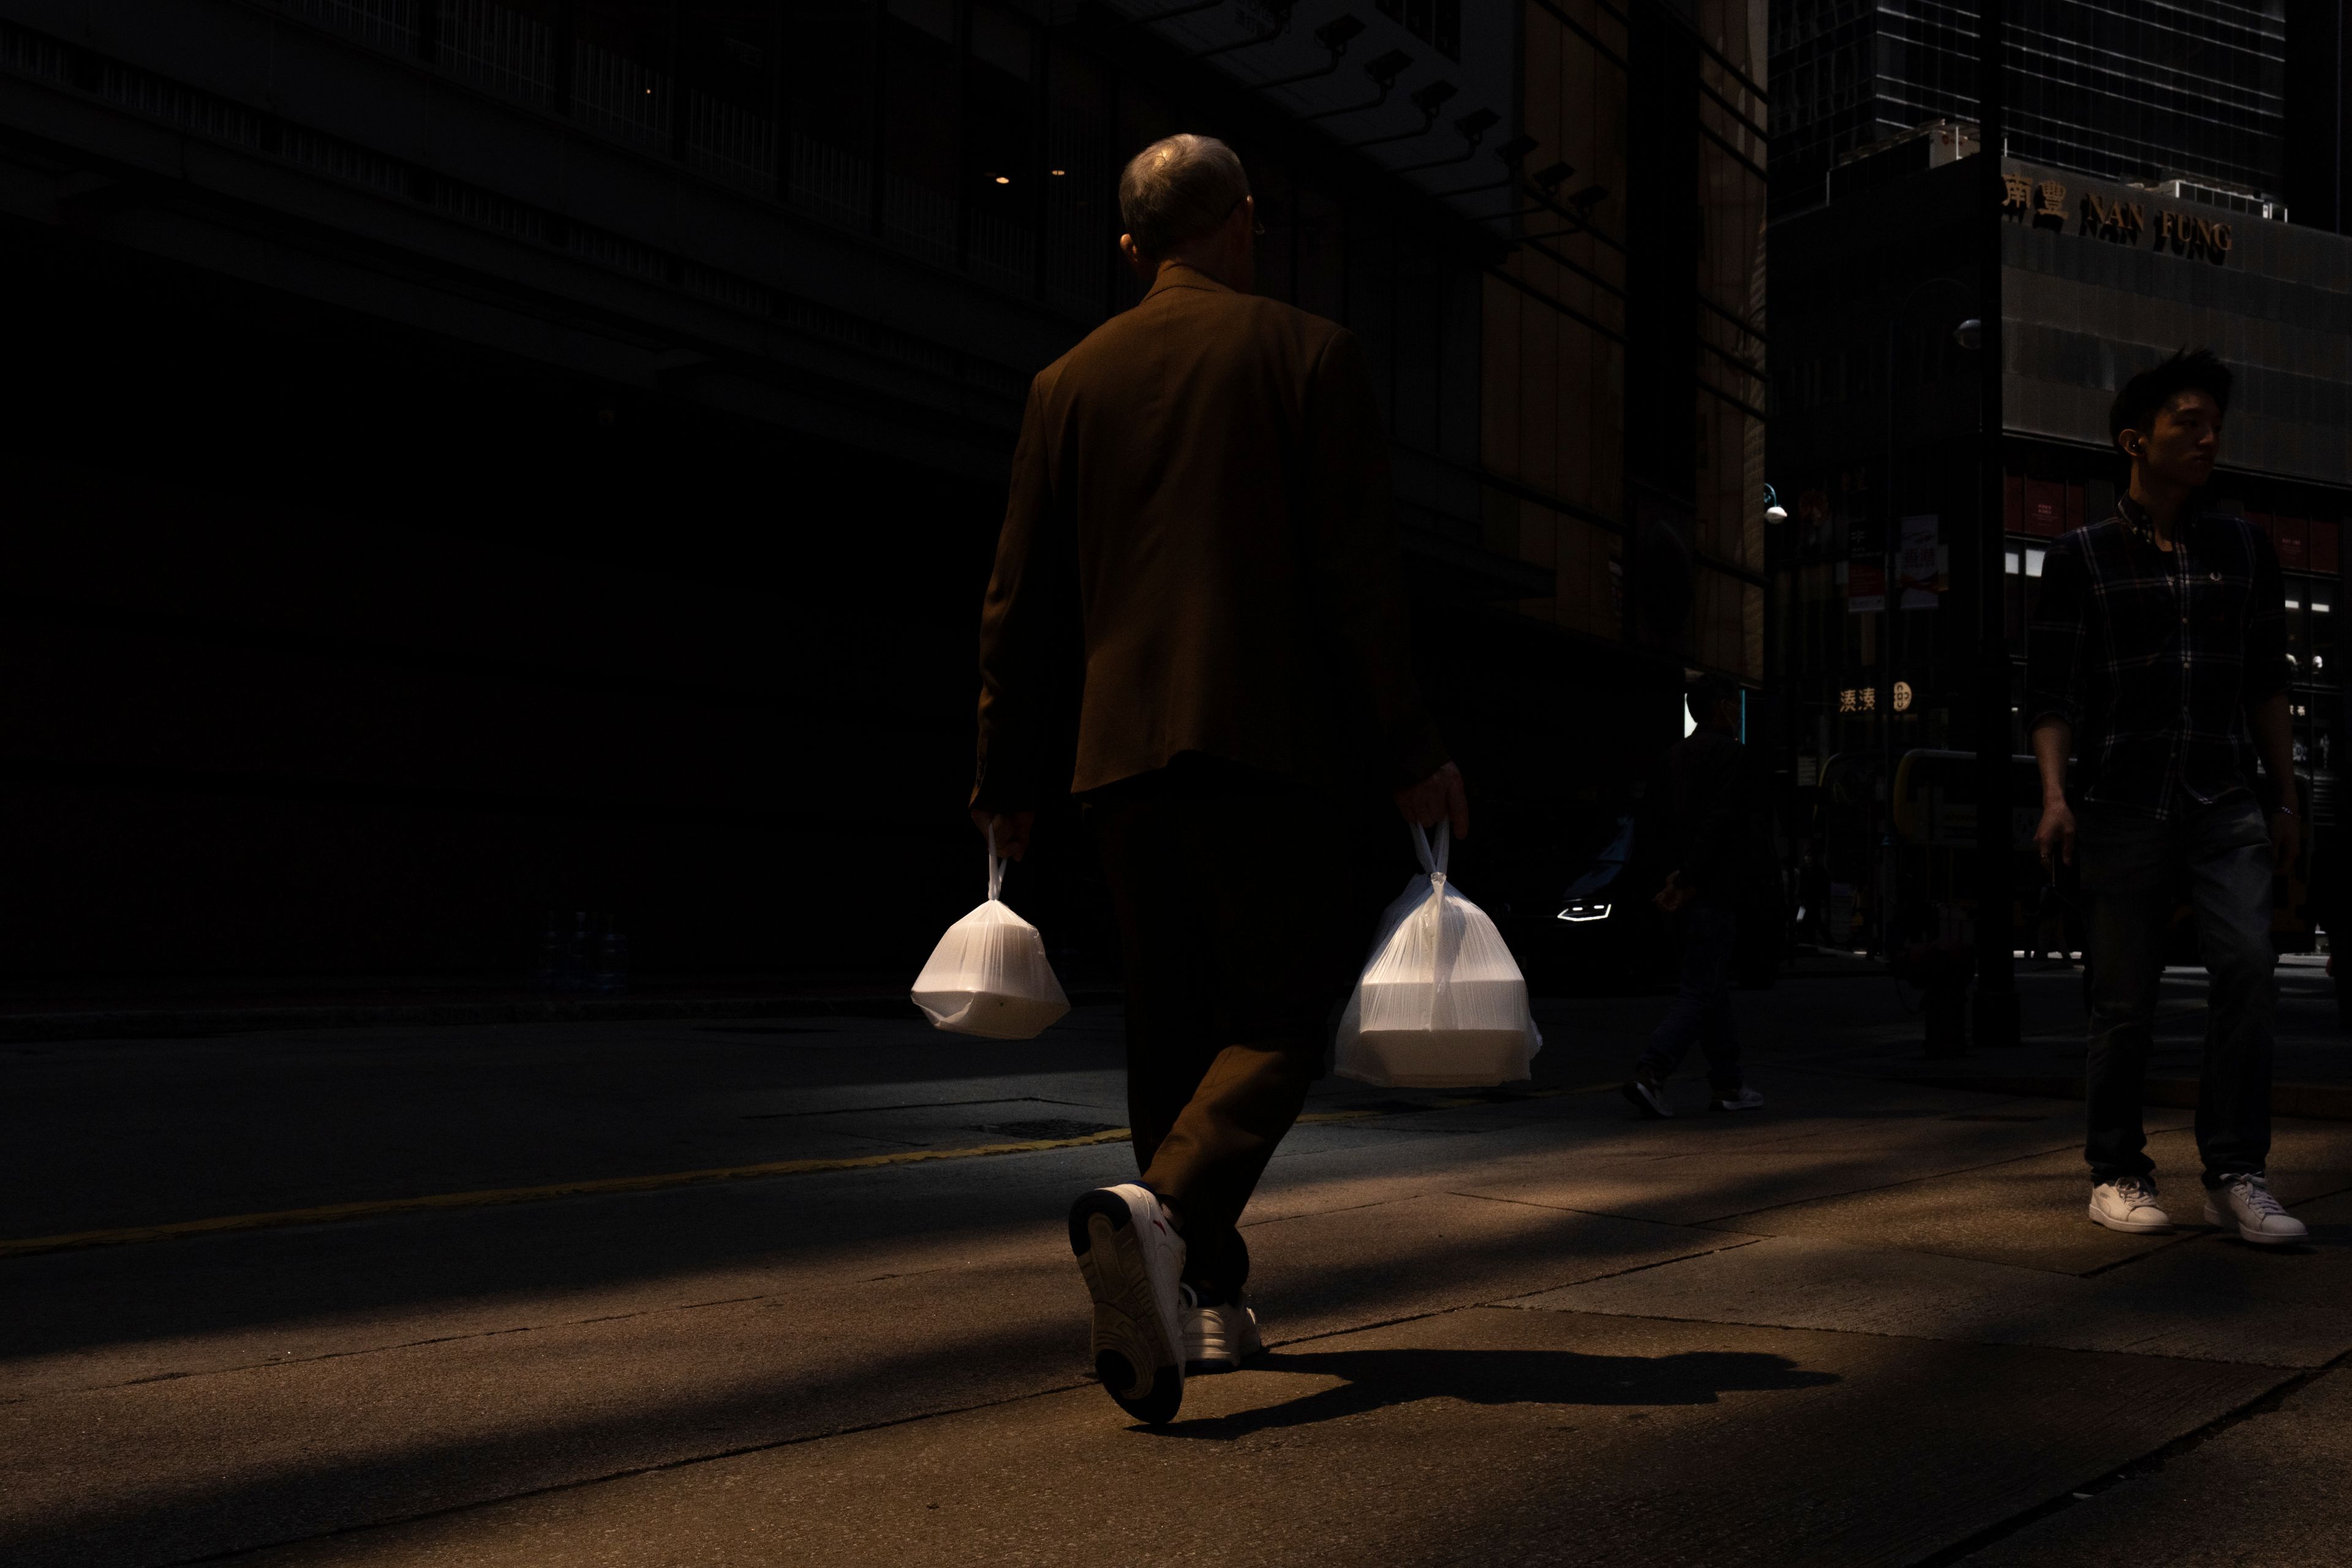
[
  {"x1": 0, "y1": 0, "x2": 1763, "y2": 995},
  {"x1": 1770, "y1": 2, "x2": 2293, "y2": 218},
  {"x1": 1769, "y1": 148, "x2": 2352, "y2": 949}
]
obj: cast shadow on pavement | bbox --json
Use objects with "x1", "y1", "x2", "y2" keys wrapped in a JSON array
[{"x1": 1147, "y1": 1346, "x2": 1839, "y2": 1439}]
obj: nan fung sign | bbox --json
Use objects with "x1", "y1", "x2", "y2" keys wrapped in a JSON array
[{"x1": 2000, "y1": 174, "x2": 2233, "y2": 263}]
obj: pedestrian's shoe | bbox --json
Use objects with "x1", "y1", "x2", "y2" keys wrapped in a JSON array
[
  {"x1": 2204, "y1": 1172, "x2": 2309, "y2": 1246},
  {"x1": 1068, "y1": 1184, "x2": 1187, "y2": 1422},
  {"x1": 2087, "y1": 1176, "x2": 2171, "y2": 1234},
  {"x1": 1180, "y1": 1283, "x2": 1264, "y2": 1374},
  {"x1": 1706, "y1": 1086, "x2": 1766, "y2": 1114},
  {"x1": 1620, "y1": 1075, "x2": 1672, "y2": 1119}
]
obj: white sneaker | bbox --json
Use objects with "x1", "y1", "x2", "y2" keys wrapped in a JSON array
[
  {"x1": 1182, "y1": 1284, "x2": 1264, "y2": 1374},
  {"x1": 2087, "y1": 1177, "x2": 2172, "y2": 1234},
  {"x1": 1068, "y1": 1184, "x2": 1186, "y2": 1422},
  {"x1": 2204, "y1": 1173, "x2": 2309, "y2": 1246},
  {"x1": 1708, "y1": 1087, "x2": 1766, "y2": 1114}
]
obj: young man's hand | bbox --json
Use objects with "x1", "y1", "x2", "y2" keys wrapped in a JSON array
[
  {"x1": 2034, "y1": 799, "x2": 2077, "y2": 873},
  {"x1": 1653, "y1": 872, "x2": 1687, "y2": 914},
  {"x1": 2270, "y1": 808, "x2": 2301, "y2": 874},
  {"x1": 1395, "y1": 761, "x2": 1469, "y2": 840},
  {"x1": 970, "y1": 809, "x2": 1036, "y2": 861}
]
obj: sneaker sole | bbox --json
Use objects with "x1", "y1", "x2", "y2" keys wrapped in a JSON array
[
  {"x1": 1619, "y1": 1082, "x2": 1668, "y2": 1119},
  {"x1": 2086, "y1": 1201, "x2": 2171, "y2": 1234},
  {"x1": 2204, "y1": 1203, "x2": 2307, "y2": 1246},
  {"x1": 1068, "y1": 1193, "x2": 1183, "y2": 1423}
]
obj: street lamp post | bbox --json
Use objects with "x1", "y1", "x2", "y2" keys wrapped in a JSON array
[{"x1": 1974, "y1": 0, "x2": 2021, "y2": 1049}]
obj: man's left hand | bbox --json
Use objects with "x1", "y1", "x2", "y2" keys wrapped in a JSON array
[
  {"x1": 2269, "y1": 809, "x2": 2301, "y2": 874},
  {"x1": 1653, "y1": 872, "x2": 1687, "y2": 914}
]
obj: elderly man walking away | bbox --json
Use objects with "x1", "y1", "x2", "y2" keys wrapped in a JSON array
[
  {"x1": 2028, "y1": 348, "x2": 2306, "y2": 1246},
  {"x1": 1621, "y1": 676, "x2": 1768, "y2": 1118},
  {"x1": 970, "y1": 134, "x2": 1466, "y2": 1424}
]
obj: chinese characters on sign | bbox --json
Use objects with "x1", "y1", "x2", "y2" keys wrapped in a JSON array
[
  {"x1": 1835, "y1": 685, "x2": 1916, "y2": 715},
  {"x1": 2000, "y1": 176, "x2": 2068, "y2": 217},
  {"x1": 1837, "y1": 687, "x2": 1878, "y2": 714},
  {"x1": 2000, "y1": 174, "x2": 2233, "y2": 262}
]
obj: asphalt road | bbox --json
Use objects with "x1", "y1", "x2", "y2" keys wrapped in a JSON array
[{"x1": 4, "y1": 961, "x2": 2349, "y2": 1566}]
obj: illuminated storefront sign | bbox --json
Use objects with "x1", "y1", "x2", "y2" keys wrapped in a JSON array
[{"x1": 1836, "y1": 682, "x2": 1917, "y2": 715}]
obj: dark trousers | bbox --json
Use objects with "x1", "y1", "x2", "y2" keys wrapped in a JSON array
[
  {"x1": 1636, "y1": 894, "x2": 1743, "y2": 1093},
  {"x1": 1087, "y1": 762, "x2": 1362, "y2": 1297},
  {"x1": 2078, "y1": 793, "x2": 2276, "y2": 1186}
]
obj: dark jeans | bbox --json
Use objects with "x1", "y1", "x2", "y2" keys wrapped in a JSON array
[
  {"x1": 1637, "y1": 894, "x2": 1742, "y2": 1093},
  {"x1": 2077, "y1": 793, "x2": 2275, "y2": 1186},
  {"x1": 1086, "y1": 760, "x2": 1367, "y2": 1297}
]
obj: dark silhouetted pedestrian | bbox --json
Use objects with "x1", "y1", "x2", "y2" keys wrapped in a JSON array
[
  {"x1": 970, "y1": 134, "x2": 1465, "y2": 1423},
  {"x1": 1622, "y1": 676, "x2": 1767, "y2": 1118},
  {"x1": 2028, "y1": 348, "x2": 2306, "y2": 1245}
]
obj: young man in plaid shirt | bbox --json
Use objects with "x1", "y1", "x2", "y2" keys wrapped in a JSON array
[{"x1": 2027, "y1": 349, "x2": 2307, "y2": 1245}]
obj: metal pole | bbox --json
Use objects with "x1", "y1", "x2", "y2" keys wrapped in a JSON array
[
  {"x1": 1973, "y1": 0, "x2": 2019, "y2": 1049},
  {"x1": 1882, "y1": 322, "x2": 1899, "y2": 961}
]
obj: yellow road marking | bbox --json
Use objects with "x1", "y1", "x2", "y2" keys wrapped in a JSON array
[{"x1": 0, "y1": 1081, "x2": 1618, "y2": 1262}]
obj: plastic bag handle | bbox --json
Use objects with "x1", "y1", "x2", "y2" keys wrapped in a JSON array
[
  {"x1": 985, "y1": 817, "x2": 1006, "y2": 902},
  {"x1": 1409, "y1": 820, "x2": 1452, "y2": 878}
]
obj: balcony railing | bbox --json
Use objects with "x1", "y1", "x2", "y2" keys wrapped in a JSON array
[
  {"x1": 285, "y1": 0, "x2": 1109, "y2": 318},
  {"x1": 441, "y1": 0, "x2": 553, "y2": 105}
]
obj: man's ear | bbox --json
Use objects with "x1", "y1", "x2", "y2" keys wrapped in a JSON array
[
  {"x1": 1119, "y1": 233, "x2": 1154, "y2": 282},
  {"x1": 2117, "y1": 426, "x2": 2144, "y2": 458}
]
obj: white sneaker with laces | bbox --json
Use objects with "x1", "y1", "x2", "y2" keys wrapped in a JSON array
[
  {"x1": 1181, "y1": 1285, "x2": 1264, "y2": 1374},
  {"x1": 1068, "y1": 1184, "x2": 1187, "y2": 1422},
  {"x1": 1708, "y1": 1087, "x2": 1766, "y2": 1114},
  {"x1": 2204, "y1": 1173, "x2": 2309, "y2": 1246},
  {"x1": 2087, "y1": 1177, "x2": 2171, "y2": 1234}
]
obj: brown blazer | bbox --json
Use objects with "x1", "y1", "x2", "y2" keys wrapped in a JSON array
[{"x1": 972, "y1": 264, "x2": 1446, "y2": 810}]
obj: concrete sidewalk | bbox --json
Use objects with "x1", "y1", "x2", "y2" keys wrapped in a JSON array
[{"x1": 2, "y1": 976, "x2": 2348, "y2": 1566}]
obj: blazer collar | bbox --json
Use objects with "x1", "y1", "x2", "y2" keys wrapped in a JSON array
[{"x1": 1144, "y1": 262, "x2": 1234, "y2": 300}]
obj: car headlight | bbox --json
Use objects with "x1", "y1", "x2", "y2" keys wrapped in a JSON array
[{"x1": 1555, "y1": 901, "x2": 1612, "y2": 922}]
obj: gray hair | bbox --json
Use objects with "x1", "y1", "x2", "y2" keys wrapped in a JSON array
[{"x1": 1118, "y1": 134, "x2": 1250, "y2": 259}]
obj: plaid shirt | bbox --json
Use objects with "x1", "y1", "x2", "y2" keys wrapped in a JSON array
[{"x1": 2025, "y1": 497, "x2": 2289, "y2": 816}]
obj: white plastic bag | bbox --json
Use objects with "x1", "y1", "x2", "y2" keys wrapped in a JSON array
[
  {"x1": 1335, "y1": 823, "x2": 1542, "y2": 1088},
  {"x1": 910, "y1": 837, "x2": 1071, "y2": 1039}
]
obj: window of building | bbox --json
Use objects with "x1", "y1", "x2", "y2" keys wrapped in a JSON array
[
  {"x1": 1374, "y1": 0, "x2": 1460, "y2": 62},
  {"x1": 966, "y1": 3, "x2": 1035, "y2": 285},
  {"x1": 883, "y1": 0, "x2": 962, "y2": 263}
]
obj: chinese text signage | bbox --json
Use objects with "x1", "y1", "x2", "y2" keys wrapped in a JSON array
[{"x1": 2000, "y1": 173, "x2": 2233, "y2": 264}]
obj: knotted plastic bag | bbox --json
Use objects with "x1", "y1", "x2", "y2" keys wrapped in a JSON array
[
  {"x1": 1335, "y1": 823, "x2": 1542, "y2": 1088},
  {"x1": 910, "y1": 837, "x2": 1071, "y2": 1039}
]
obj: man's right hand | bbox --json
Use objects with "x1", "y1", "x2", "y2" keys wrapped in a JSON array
[
  {"x1": 971, "y1": 809, "x2": 1036, "y2": 861},
  {"x1": 2034, "y1": 797, "x2": 2076, "y2": 874},
  {"x1": 1395, "y1": 762, "x2": 1469, "y2": 840}
]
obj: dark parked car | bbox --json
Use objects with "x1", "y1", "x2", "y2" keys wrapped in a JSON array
[{"x1": 1493, "y1": 815, "x2": 1677, "y2": 996}]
